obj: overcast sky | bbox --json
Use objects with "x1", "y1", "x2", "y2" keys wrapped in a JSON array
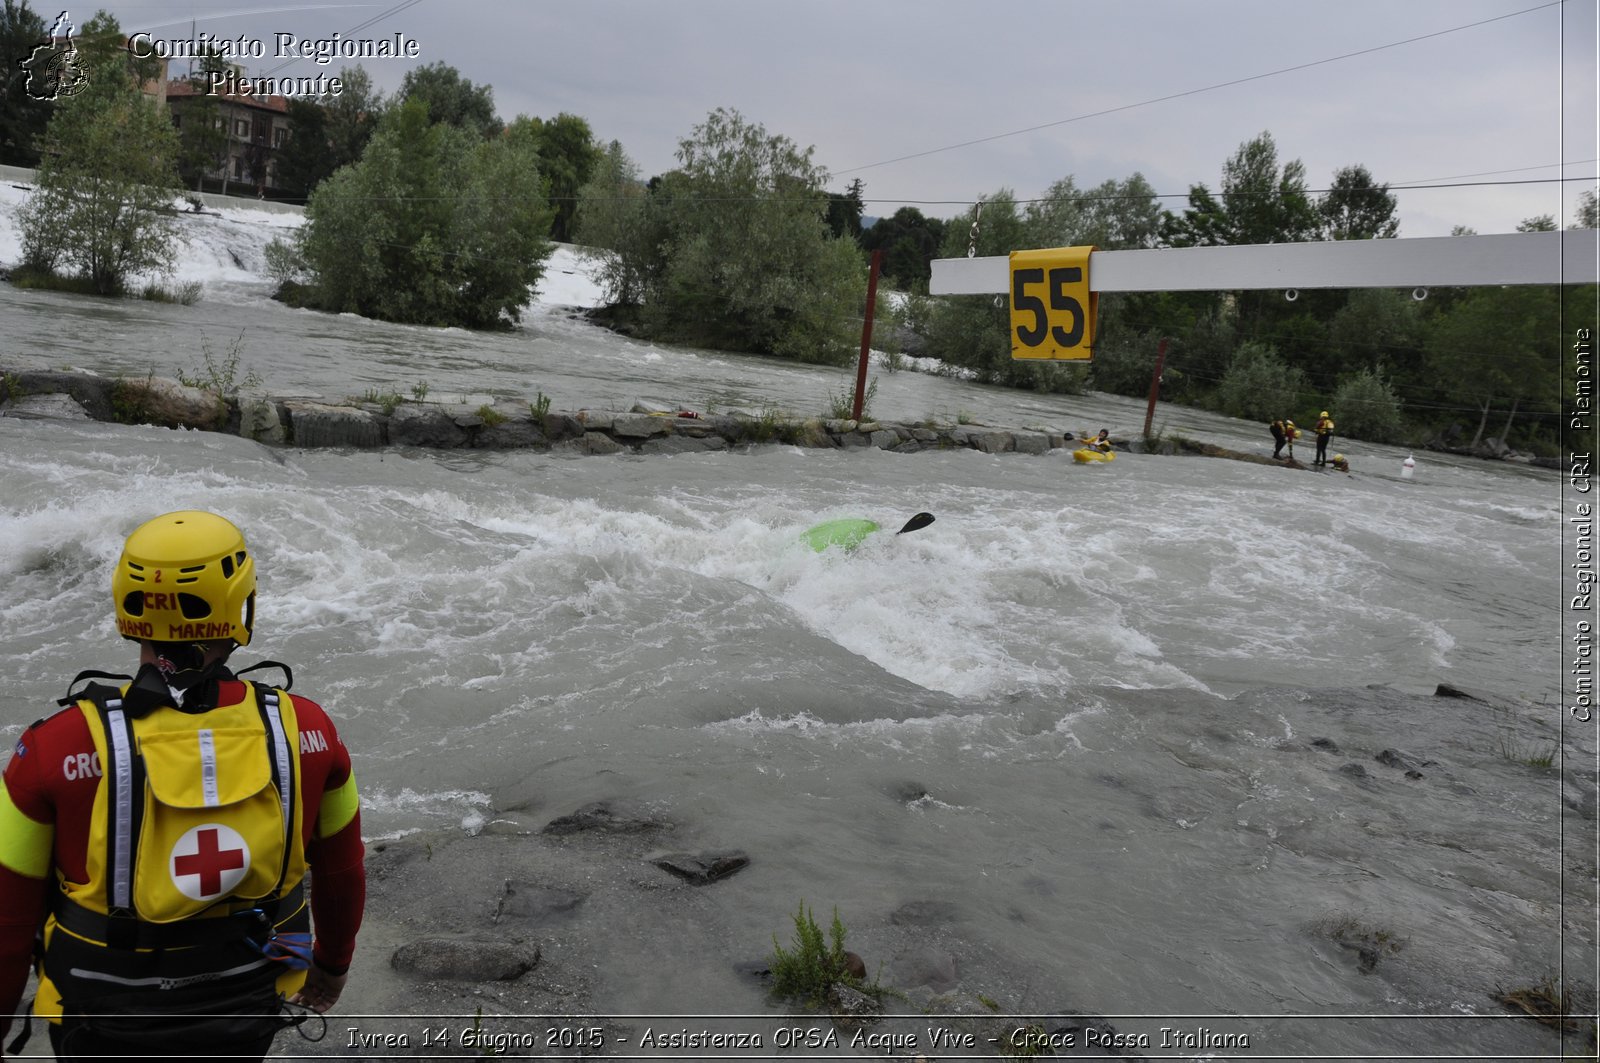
[{"x1": 102, "y1": 0, "x2": 1597, "y2": 239}]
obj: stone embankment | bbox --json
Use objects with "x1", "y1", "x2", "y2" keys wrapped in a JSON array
[{"x1": 0, "y1": 368, "x2": 1098, "y2": 456}]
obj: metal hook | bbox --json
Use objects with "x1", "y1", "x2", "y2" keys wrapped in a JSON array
[
  {"x1": 1284, "y1": 289, "x2": 1299, "y2": 302},
  {"x1": 1411, "y1": 287, "x2": 1428, "y2": 302}
]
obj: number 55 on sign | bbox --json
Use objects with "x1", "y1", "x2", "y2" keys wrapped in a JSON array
[{"x1": 1009, "y1": 246, "x2": 1096, "y2": 361}]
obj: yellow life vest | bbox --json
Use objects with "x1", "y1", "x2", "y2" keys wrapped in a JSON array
[{"x1": 35, "y1": 680, "x2": 310, "y2": 1022}]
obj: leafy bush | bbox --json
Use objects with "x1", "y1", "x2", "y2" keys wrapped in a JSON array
[
  {"x1": 177, "y1": 331, "x2": 262, "y2": 397},
  {"x1": 295, "y1": 99, "x2": 553, "y2": 329},
  {"x1": 577, "y1": 109, "x2": 864, "y2": 364},
  {"x1": 15, "y1": 20, "x2": 180, "y2": 296},
  {"x1": 1330, "y1": 365, "x2": 1406, "y2": 443},
  {"x1": 264, "y1": 237, "x2": 305, "y2": 286},
  {"x1": 1213, "y1": 341, "x2": 1307, "y2": 421}
]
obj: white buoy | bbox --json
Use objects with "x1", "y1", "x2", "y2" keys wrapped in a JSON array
[{"x1": 1401, "y1": 454, "x2": 1416, "y2": 479}]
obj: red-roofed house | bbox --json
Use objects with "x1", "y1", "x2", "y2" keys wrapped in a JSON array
[{"x1": 166, "y1": 76, "x2": 292, "y2": 197}]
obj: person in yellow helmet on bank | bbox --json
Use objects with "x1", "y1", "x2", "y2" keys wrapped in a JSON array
[
  {"x1": 0, "y1": 511, "x2": 366, "y2": 1060},
  {"x1": 1314, "y1": 410, "x2": 1336, "y2": 467}
]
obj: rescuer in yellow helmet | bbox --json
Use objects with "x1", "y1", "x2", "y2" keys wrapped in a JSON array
[
  {"x1": 0, "y1": 511, "x2": 366, "y2": 1059},
  {"x1": 1314, "y1": 410, "x2": 1336, "y2": 467}
]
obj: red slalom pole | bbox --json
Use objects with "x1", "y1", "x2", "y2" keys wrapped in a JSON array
[
  {"x1": 852, "y1": 249, "x2": 883, "y2": 421},
  {"x1": 1143, "y1": 336, "x2": 1170, "y2": 438}
]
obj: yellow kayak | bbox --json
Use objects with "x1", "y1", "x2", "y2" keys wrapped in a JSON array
[{"x1": 1072, "y1": 448, "x2": 1115, "y2": 464}]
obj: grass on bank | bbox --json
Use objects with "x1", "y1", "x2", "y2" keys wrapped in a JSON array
[{"x1": 9, "y1": 265, "x2": 201, "y2": 305}]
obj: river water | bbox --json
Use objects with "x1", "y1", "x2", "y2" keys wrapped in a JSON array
[{"x1": 0, "y1": 195, "x2": 1593, "y2": 1058}]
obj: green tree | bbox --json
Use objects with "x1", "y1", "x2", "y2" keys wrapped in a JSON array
[
  {"x1": 275, "y1": 65, "x2": 385, "y2": 199},
  {"x1": 573, "y1": 138, "x2": 652, "y2": 303},
  {"x1": 858, "y1": 205, "x2": 945, "y2": 290},
  {"x1": 1330, "y1": 365, "x2": 1405, "y2": 443},
  {"x1": 1575, "y1": 190, "x2": 1599, "y2": 229},
  {"x1": 825, "y1": 177, "x2": 864, "y2": 240},
  {"x1": 1319, "y1": 164, "x2": 1399, "y2": 240},
  {"x1": 508, "y1": 112, "x2": 600, "y2": 243},
  {"x1": 16, "y1": 11, "x2": 179, "y2": 294},
  {"x1": 295, "y1": 98, "x2": 553, "y2": 329},
  {"x1": 173, "y1": 47, "x2": 229, "y2": 192},
  {"x1": 1212, "y1": 341, "x2": 1307, "y2": 421},
  {"x1": 0, "y1": 0, "x2": 52, "y2": 165},
  {"x1": 1324, "y1": 288, "x2": 1425, "y2": 386},
  {"x1": 588, "y1": 107, "x2": 864, "y2": 363},
  {"x1": 1024, "y1": 173, "x2": 1162, "y2": 250},
  {"x1": 1163, "y1": 131, "x2": 1320, "y2": 248},
  {"x1": 1424, "y1": 285, "x2": 1557, "y2": 450},
  {"x1": 398, "y1": 61, "x2": 499, "y2": 137},
  {"x1": 1163, "y1": 131, "x2": 1325, "y2": 352}
]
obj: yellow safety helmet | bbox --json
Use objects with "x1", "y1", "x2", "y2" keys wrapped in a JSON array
[
  {"x1": 1334, "y1": 453, "x2": 1345, "y2": 462},
  {"x1": 1320, "y1": 410, "x2": 1330, "y2": 418},
  {"x1": 1286, "y1": 420, "x2": 1295, "y2": 428},
  {"x1": 112, "y1": 511, "x2": 256, "y2": 646}
]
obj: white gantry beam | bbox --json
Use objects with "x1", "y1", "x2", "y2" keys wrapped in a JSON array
[{"x1": 929, "y1": 229, "x2": 1600, "y2": 295}]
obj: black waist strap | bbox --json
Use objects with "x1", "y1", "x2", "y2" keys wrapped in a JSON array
[{"x1": 51, "y1": 882, "x2": 305, "y2": 950}]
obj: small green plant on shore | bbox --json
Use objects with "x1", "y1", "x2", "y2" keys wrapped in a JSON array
[
  {"x1": 1, "y1": 373, "x2": 18, "y2": 405},
  {"x1": 768, "y1": 902, "x2": 861, "y2": 1007},
  {"x1": 410, "y1": 380, "x2": 430, "y2": 403},
  {"x1": 178, "y1": 330, "x2": 261, "y2": 398},
  {"x1": 477, "y1": 403, "x2": 506, "y2": 427},
  {"x1": 739, "y1": 404, "x2": 795, "y2": 444},
  {"x1": 956, "y1": 409, "x2": 977, "y2": 424},
  {"x1": 825, "y1": 377, "x2": 876, "y2": 421},
  {"x1": 357, "y1": 387, "x2": 404, "y2": 415},
  {"x1": 1492, "y1": 705, "x2": 1558, "y2": 768},
  {"x1": 531, "y1": 390, "x2": 551, "y2": 419}
]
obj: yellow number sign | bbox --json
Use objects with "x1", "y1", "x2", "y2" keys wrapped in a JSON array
[{"x1": 1009, "y1": 246, "x2": 1096, "y2": 360}]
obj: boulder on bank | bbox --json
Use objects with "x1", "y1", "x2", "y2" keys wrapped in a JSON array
[
  {"x1": 284, "y1": 401, "x2": 384, "y2": 447},
  {"x1": 390, "y1": 403, "x2": 467, "y2": 448},
  {"x1": 3, "y1": 369, "x2": 117, "y2": 420},
  {"x1": 0, "y1": 393, "x2": 92, "y2": 421},
  {"x1": 236, "y1": 390, "x2": 285, "y2": 444}
]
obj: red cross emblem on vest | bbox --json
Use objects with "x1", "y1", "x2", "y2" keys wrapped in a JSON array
[{"x1": 170, "y1": 823, "x2": 252, "y2": 900}]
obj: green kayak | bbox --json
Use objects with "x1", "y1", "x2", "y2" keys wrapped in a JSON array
[{"x1": 801, "y1": 518, "x2": 881, "y2": 553}]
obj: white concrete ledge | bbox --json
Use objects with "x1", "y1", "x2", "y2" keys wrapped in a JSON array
[{"x1": 931, "y1": 229, "x2": 1599, "y2": 294}]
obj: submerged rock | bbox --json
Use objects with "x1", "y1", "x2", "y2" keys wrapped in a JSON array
[
  {"x1": 541, "y1": 800, "x2": 672, "y2": 836},
  {"x1": 649, "y1": 849, "x2": 750, "y2": 884},
  {"x1": 390, "y1": 937, "x2": 539, "y2": 981}
]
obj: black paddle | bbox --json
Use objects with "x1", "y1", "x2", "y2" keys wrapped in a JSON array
[{"x1": 896, "y1": 512, "x2": 935, "y2": 535}]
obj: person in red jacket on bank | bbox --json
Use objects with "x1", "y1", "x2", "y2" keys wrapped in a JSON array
[{"x1": 0, "y1": 511, "x2": 365, "y2": 1060}]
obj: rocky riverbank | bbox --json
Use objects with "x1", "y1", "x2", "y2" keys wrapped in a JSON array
[
  {"x1": 1, "y1": 367, "x2": 1565, "y2": 477},
  {"x1": 0, "y1": 366, "x2": 1098, "y2": 457}
]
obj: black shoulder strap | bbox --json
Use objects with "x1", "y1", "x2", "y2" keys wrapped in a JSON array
[
  {"x1": 57, "y1": 670, "x2": 132, "y2": 708},
  {"x1": 235, "y1": 660, "x2": 293, "y2": 691}
]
